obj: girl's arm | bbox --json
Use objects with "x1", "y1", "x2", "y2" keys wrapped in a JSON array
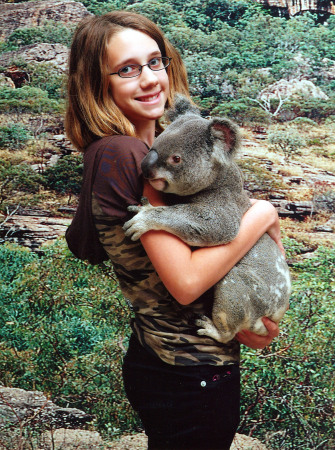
[
  {"x1": 140, "y1": 183, "x2": 283, "y2": 349},
  {"x1": 141, "y1": 183, "x2": 283, "y2": 305}
]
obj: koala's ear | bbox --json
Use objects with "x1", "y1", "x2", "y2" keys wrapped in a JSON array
[
  {"x1": 209, "y1": 117, "x2": 241, "y2": 163},
  {"x1": 166, "y1": 94, "x2": 201, "y2": 122}
]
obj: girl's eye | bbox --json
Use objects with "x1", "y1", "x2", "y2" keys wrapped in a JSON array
[
  {"x1": 149, "y1": 57, "x2": 162, "y2": 69},
  {"x1": 119, "y1": 65, "x2": 138, "y2": 76}
]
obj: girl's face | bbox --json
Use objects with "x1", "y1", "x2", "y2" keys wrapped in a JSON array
[{"x1": 107, "y1": 28, "x2": 169, "y2": 135}]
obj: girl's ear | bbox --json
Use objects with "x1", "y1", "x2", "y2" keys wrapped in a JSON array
[{"x1": 209, "y1": 118, "x2": 241, "y2": 165}]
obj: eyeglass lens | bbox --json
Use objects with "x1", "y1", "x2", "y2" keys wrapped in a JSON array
[{"x1": 118, "y1": 57, "x2": 170, "y2": 78}]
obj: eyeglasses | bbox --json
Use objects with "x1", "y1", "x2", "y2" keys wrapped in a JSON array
[{"x1": 109, "y1": 56, "x2": 172, "y2": 78}]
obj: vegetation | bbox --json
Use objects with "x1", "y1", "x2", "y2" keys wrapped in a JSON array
[
  {"x1": 43, "y1": 155, "x2": 83, "y2": 203},
  {"x1": 0, "y1": 123, "x2": 31, "y2": 150},
  {"x1": 0, "y1": 239, "x2": 333, "y2": 448}
]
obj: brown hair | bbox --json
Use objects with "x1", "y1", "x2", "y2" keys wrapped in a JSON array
[{"x1": 65, "y1": 11, "x2": 190, "y2": 151}]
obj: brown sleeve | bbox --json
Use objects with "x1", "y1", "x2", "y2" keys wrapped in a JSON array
[{"x1": 92, "y1": 135, "x2": 149, "y2": 221}]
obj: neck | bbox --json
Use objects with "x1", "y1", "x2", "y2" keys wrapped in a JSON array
[{"x1": 134, "y1": 120, "x2": 156, "y2": 147}]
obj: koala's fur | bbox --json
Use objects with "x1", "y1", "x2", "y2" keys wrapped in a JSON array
[{"x1": 123, "y1": 95, "x2": 291, "y2": 343}]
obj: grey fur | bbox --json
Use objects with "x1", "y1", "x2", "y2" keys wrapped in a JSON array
[{"x1": 123, "y1": 95, "x2": 291, "y2": 343}]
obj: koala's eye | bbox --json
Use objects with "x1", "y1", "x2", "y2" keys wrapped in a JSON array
[{"x1": 169, "y1": 155, "x2": 182, "y2": 164}]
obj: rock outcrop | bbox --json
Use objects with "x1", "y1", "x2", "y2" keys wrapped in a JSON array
[
  {"x1": 0, "y1": 209, "x2": 70, "y2": 251},
  {"x1": 0, "y1": 386, "x2": 93, "y2": 428},
  {"x1": 0, "y1": 43, "x2": 69, "y2": 74},
  {"x1": 254, "y1": 0, "x2": 335, "y2": 17},
  {"x1": 0, "y1": 0, "x2": 92, "y2": 41}
]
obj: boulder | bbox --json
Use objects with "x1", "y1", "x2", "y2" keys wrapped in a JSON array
[
  {"x1": 320, "y1": 58, "x2": 335, "y2": 81},
  {"x1": 0, "y1": 72, "x2": 15, "y2": 89},
  {"x1": 110, "y1": 431, "x2": 268, "y2": 449},
  {"x1": 41, "y1": 428, "x2": 104, "y2": 449},
  {"x1": 0, "y1": 0, "x2": 92, "y2": 41},
  {"x1": 259, "y1": 78, "x2": 329, "y2": 102},
  {"x1": 0, "y1": 386, "x2": 93, "y2": 428}
]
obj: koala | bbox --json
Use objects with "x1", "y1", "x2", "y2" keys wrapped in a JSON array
[{"x1": 123, "y1": 95, "x2": 291, "y2": 344}]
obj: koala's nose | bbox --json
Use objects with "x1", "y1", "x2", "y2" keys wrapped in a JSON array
[{"x1": 141, "y1": 149, "x2": 159, "y2": 179}]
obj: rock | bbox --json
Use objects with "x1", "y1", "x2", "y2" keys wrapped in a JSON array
[
  {"x1": 0, "y1": 72, "x2": 15, "y2": 89},
  {"x1": 3, "y1": 65, "x2": 29, "y2": 88},
  {"x1": 0, "y1": 387, "x2": 93, "y2": 428},
  {"x1": 0, "y1": 213, "x2": 70, "y2": 250},
  {"x1": 270, "y1": 200, "x2": 316, "y2": 218},
  {"x1": 254, "y1": 1, "x2": 335, "y2": 17},
  {"x1": 0, "y1": 43, "x2": 69, "y2": 75},
  {"x1": 49, "y1": 134, "x2": 76, "y2": 154},
  {"x1": 41, "y1": 428, "x2": 104, "y2": 449},
  {"x1": 259, "y1": 78, "x2": 329, "y2": 102},
  {"x1": 110, "y1": 432, "x2": 268, "y2": 449},
  {"x1": 0, "y1": 0, "x2": 92, "y2": 41}
]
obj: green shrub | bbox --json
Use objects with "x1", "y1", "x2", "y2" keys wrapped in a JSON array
[
  {"x1": 0, "y1": 123, "x2": 31, "y2": 149},
  {"x1": 0, "y1": 159, "x2": 43, "y2": 200},
  {"x1": 43, "y1": 155, "x2": 83, "y2": 202},
  {"x1": 7, "y1": 21, "x2": 75, "y2": 47},
  {"x1": 27, "y1": 62, "x2": 66, "y2": 100},
  {"x1": 0, "y1": 241, "x2": 137, "y2": 435},
  {"x1": 0, "y1": 86, "x2": 63, "y2": 114},
  {"x1": 290, "y1": 117, "x2": 317, "y2": 126},
  {"x1": 212, "y1": 101, "x2": 270, "y2": 125},
  {"x1": 268, "y1": 128, "x2": 306, "y2": 158}
]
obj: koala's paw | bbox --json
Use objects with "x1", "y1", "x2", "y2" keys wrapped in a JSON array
[{"x1": 123, "y1": 198, "x2": 156, "y2": 241}]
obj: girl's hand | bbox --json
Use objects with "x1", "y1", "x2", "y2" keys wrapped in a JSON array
[{"x1": 235, "y1": 317, "x2": 280, "y2": 349}]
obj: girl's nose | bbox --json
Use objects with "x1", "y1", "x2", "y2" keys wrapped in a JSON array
[{"x1": 139, "y1": 65, "x2": 159, "y2": 87}]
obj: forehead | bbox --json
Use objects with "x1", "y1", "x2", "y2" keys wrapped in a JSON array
[{"x1": 106, "y1": 28, "x2": 160, "y2": 66}]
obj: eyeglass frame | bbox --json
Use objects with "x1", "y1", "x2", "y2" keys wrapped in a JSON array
[{"x1": 109, "y1": 56, "x2": 172, "y2": 78}]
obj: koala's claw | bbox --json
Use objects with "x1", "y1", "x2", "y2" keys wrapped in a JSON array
[
  {"x1": 141, "y1": 196, "x2": 150, "y2": 206},
  {"x1": 127, "y1": 205, "x2": 141, "y2": 214}
]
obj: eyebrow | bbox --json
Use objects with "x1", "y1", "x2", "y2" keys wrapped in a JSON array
[{"x1": 113, "y1": 50, "x2": 162, "y2": 69}]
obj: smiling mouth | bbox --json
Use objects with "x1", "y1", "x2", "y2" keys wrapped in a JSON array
[{"x1": 136, "y1": 92, "x2": 160, "y2": 102}]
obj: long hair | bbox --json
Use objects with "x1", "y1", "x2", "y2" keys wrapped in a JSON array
[{"x1": 65, "y1": 11, "x2": 190, "y2": 151}]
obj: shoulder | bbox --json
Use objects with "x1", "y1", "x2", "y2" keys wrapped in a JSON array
[{"x1": 87, "y1": 135, "x2": 149, "y2": 158}]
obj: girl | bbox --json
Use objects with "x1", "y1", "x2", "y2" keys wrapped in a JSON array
[{"x1": 65, "y1": 11, "x2": 283, "y2": 450}]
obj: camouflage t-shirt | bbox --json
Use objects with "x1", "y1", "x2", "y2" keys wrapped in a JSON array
[{"x1": 92, "y1": 135, "x2": 240, "y2": 366}]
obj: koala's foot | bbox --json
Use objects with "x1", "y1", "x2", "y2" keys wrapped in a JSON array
[
  {"x1": 196, "y1": 315, "x2": 234, "y2": 344},
  {"x1": 196, "y1": 315, "x2": 223, "y2": 342}
]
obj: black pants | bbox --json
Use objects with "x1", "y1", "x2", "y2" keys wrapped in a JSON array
[{"x1": 122, "y1": 335, "x2": 240, "y2": 450}]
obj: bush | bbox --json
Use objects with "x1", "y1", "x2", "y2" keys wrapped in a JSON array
[
  {"x1": 0, "y1": 241, "x2": 137, "y2": 436},
  {"x1": 27, "y1": 62, "x2": 66, "y2": 100},
  {"x1": 7, "y1": 21, "x2": 75, "y2": 47},
  {"x1": 0, "y1": 159, "x2": 43, "y2": 200},
  {"x1": 212, "y1": 101, "x2": 270, "y2": 125},
  {"x1": 0, "y1": 86, "x2": 63, "y2": 114},
  {"x1": 268, "y1": 128, "x2": 306, "y2": 158},
  {"x1": 43, "y1": 154, "x2": 83, "y2": 202},
  {"x1": 0, "y1": 123, "x2": 31, "y2": 150}
]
